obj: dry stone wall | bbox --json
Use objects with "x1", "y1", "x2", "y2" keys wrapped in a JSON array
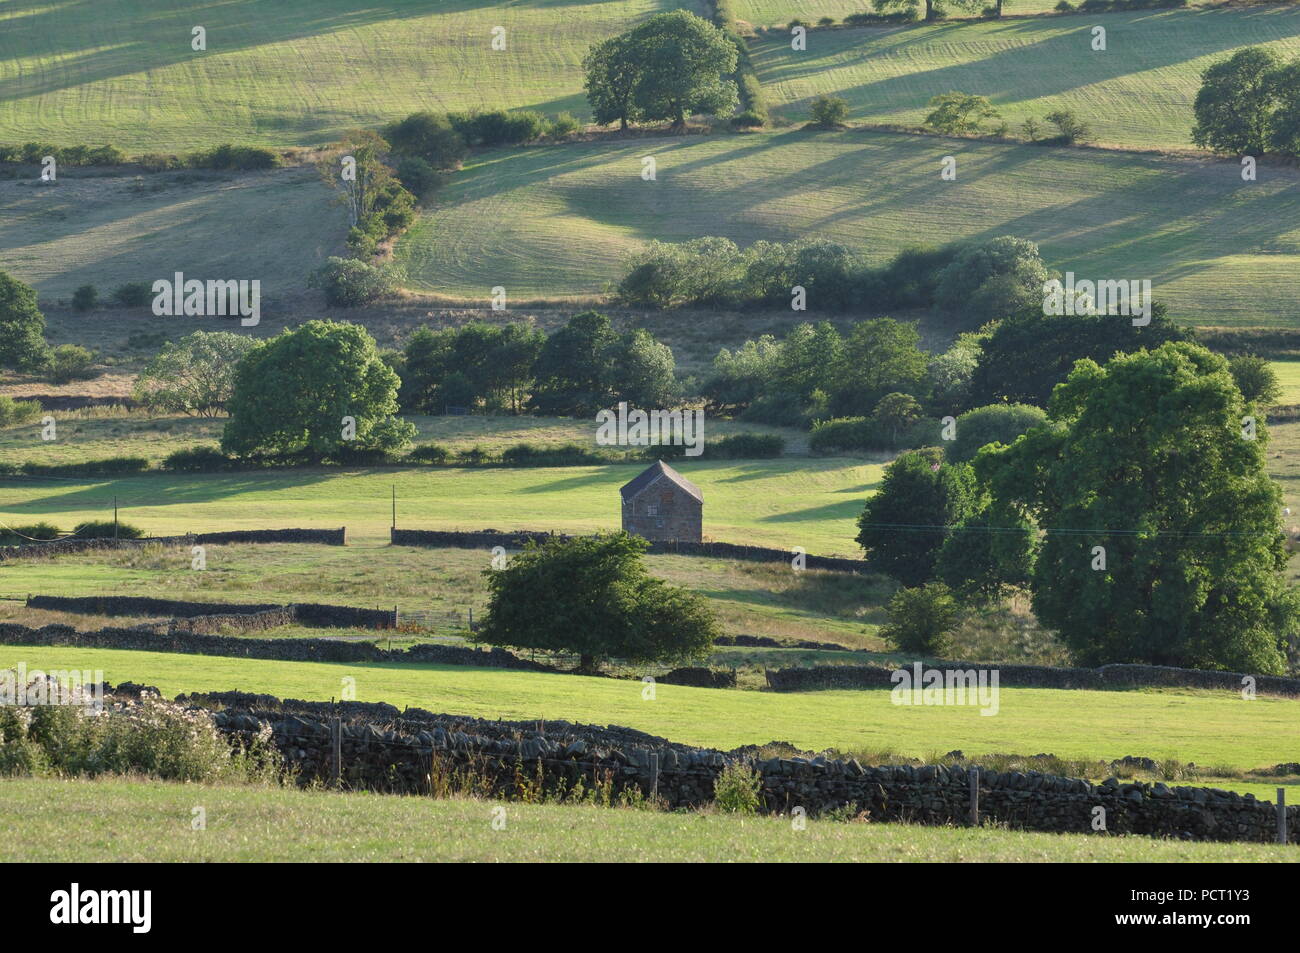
[{"x1": 193, "y1": 692, "x2": 1299, "y2": 845}]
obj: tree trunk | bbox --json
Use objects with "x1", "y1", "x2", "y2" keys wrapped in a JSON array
[
  {"x1": 925, "y1": 0, "x2": 937, "y2": 20},
  {"x1": 620, "y1": 115, "x2": 628, "y2": 131},
  {"x1": 995, "y1": 0, "x2": 1003, "y2": 17},
  {"x1": 579, "y1": 654, "x2": 597, "y2": 673}
]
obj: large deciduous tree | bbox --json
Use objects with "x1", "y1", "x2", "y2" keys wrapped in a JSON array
[
  {"x1": 856, "y1": 447, "x2": 982, "y2": 586},
  {"x1": 0, "y1": 271, "x2": 49, "y2": 372},
  {"x1": 479, "y1": 532, "x2": 719, "y2": 671},
  {"x1": 134, "y1": 331, "x2": 257, "y2": 416},
  {"x1": 1192, "y1": 47, "x2": 1282, "y2": 156},
  {"x1": 221, "y1": 320, "x2": 414, "y2": 459},
  {"x1": 980, "y1": 342, "x2": 1298, "y2": 673}
]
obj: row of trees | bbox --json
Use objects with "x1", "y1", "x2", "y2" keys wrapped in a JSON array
[
  {"x1": 858, "y1": 343, "x2": 1298, "y2": 674},
  {"x1": 618, "y1": 234, "x2": 1048, "y2": 329},
  {"x1": 395, "y1": 312, "x2": 678, "y2": 417}
]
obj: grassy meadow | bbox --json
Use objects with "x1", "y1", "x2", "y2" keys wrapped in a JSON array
[
  {"x1": 0, "y1": 457, "x2": 884, "y2": 552},
  {"x1": 4, "y1": 644, "x2": 1299, "y2": 773},
  {"x1": 0, "y1": 542, "x2": 890, "y2": 649},
  {"x1": 753, "y1": 8, "x2": 1300, "y2": 150},
  {"x1": 398, "y1": 128, "x2": 1300, "y2": 325},
  {"x1": 2, "y1": 776, "x2": 1294, "y2": 861},
  {"x1": 0, "y1": 165, "x2": 345, "y2": 301},
  {"x1": 0, "y1": 0, "x2": 702, "y2": 153}
]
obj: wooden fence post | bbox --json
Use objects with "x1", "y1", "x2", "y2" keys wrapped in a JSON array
[
  {"x1": 969, "y1": 767, "x2": 979, "y2": 827},
  {"x1": 1279, "y1": 788, "x2": 1287, "y2": 845},
  {"x1": 331, "y1": 716, "x2": 342, "y2": 788}
]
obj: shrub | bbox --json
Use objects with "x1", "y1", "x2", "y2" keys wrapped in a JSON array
[
  {"x1": 1054, "y1": 1, "x2": 1074, "y2": 9},
  {"x1": 1229, "y1": 354, "x2": 1282, "y2": 405},
  {"x1": 86, "y1": 145, "x2": 127, "y2": 166},
  {"x1": 731, "y1": 109, "x2": 766, "y2": 129},
  {"x1": 880, "y1": 583, "x2": 960, "y2": 655},
  {"x1": 187, "y1": 144, "x2": 279, "y2": 171},
  {"x1": 0, "y1": 522, "x2": 61, "y2": 545},
  {"x1": 19, "y1": 456, "x2": 148, "y2": 477},
  {"x1": 71, "y1": 284, "x2": 98, "y2": 311},
  {"x1": 501, "y1": 442, "x2": 605, "y2": 466},
  {"x1": 809, "y1": 95, "x2": 849, "y2": 128},
  {"x1": 71, "y1": 520, "x2": 144, "y2": 539},
  {"x1": 405, "y1": 443, "x2": 450, "y2": 465},
  {"x1": 818, "y1": 16, "x2": 836, "y2": 26},
  {"x1": 1044, "y1": 109, "x2": 1091, "y2": 144},
  {"x1": 450, "y1": 110, "x2": 551, "y2": 147},
  {"x1": 162, "y1": 445, "x2": 234, "y2": 472},
  {"x1": 0, "y1": 396, "x2": 42, "y2": 427},
  {"x1": 713, "y1": 761, "x2": 762, "y2": 814},
  {"x1": 112, "y1": 282, "x2": 153, "y2": 308},
  {"x1": 946, "y1": 403, "x2": 1049, "y2": 463},
  {"x1": 395, "y1": 156, "x2": 441, "y2": 198},
  {"x1": 310, "y1": 257, "x2": 402, "y2": 307},
  {"x1": 384, "y1": 112, "x2": 468, "y2": 168},
  {"x1": 0, "y1": 691, "x2": 280, "y2": 783},
  {"x1": 46, "y1": 343, "x2": 96, "y2": 384},
  {"x1": 708, "y1": 432, "x2": 784, "y2": 459},
  {"x1": 548, "y1": 112, "x2": 583, "y2": 137}
]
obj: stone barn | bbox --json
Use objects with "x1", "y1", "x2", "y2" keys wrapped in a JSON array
[{"x1": 619, "y1": 460, "x2": 702, "y2": 542}]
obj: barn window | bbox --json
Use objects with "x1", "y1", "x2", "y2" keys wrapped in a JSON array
[
  {"x1": 646, "y1": 504, "x2": 658, "y2": 516},
  {"x1": 655, "y1": 519, "x2": 664, "y2": 528}
]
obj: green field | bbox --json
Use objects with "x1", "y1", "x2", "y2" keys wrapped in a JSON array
[
  {"x1": 732, "y1": 1, "x2": 1134, "y2": 28},
  {"x1": 0, "y1": 166, "x2": 344, "y2": 301},
  {"x1": 0, "y1": 543, "x2": 890, "y2": 650},
  {"x1": 754, "y1": 8, "x2": 1300, "y2": 149},
  {"x1": 0, "y1": 457, "x2": 883, "y2": 552},
  {"x1": 2, "y1": 776, "x2": 1292, "y2": 861},
  {"x1": 0, "y1": 0, "x2": 700, "y2": 153},
  {"x1": 4, "y1": 645, "x2": 1298, "y2": 772},
  {"x1": 399, "y1": 127, "x2": 1300, "y2": 324},
  {"x1": 1274, "y1": 361, "x2": 1300, "y2": 404}
]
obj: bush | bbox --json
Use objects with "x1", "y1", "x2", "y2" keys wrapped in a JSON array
[
  {"x1": 731, "y1": 109, "x2": 766, "y2": 129},
  {"x1": 500, "y1": 442, "x2": 605, "y2": 466},
  {"x1": 162, "y1": 445, "x2": 235, "y2": 472},
  {"x1": 0, "y1": 396, "x2": 42, "y2": 427},
  {"x1": 0, "y1": 522, "x2": 61, "y2": 545},
  {"x1": 705, "y1": 432, "x2": 784, "y2": 459},
  {"x1": 1054, "y1": 1, "x2": 1074, "y2": 9},
  {"x1": 311, "y1": 257, "x2": 402, "y2": 307},
  {"x1": 384, "y1": 112, "x2": 468, "y2": 168},
  {"x1": 187, "y1": 144, "x2": 279, "y2": 171},
  {"x1": 46, "y1": 343, "x2": 96, "y2": 383},
  {"x1": 395, "y1": 156, "x2": 441, "y2": 198},
  {"x1": 71, "y1": 285, "x2": 98, "y2": 311},
  {"x1": 946, "y1": 403, "x2": 1048, "y2": 463},
  {"x1": 809, "y1": 95, "x2": 849, "y2": 128},
  {"x1": 880, "y1": 583, "x2": 960, "y2": 655},
  {"x1": 1229, "y1": 354, "x2": 1282, "y2": 406},
  {"x1": 712, "y1": 761, "x2": 762, "y2": 814},
  {"x1": 112, "y1": 282, "x2": 153, "y2": 308},
  {"x1": 0, "y1": 692, "x2": 279, "y2": 783},
  {"x1": 18, "y1": 456, "x2": 148, "y2": 477},
  {"x1": 1044, "y1": 109, "x2": 1091, "y2": 144},
  {"x1": 71, "y1": 520, "x2": 144, "y2": 539},
  {"x1": 405, "y1": 443, "x2": 451, "y2": 465},
  {"x1": 450, "y1": 110, "x2": 551, "y2": 147},
  {"x1": 548, "y1": 112, "x2": 583, "y2": 137}
]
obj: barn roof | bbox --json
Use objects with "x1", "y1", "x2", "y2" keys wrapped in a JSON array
[{"x1": 619, "y1": 460, "x2": 703, "y2": 504}]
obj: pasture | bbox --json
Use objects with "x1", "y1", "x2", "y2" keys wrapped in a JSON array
[
  {"x1": 0, "y1": 457, "x2": 884, "y2": 552},
  {"x1": 0, "y1": 0, "x2": 700, "y2": 153},
  {"x1": 4, "y1": 645, "x2": 1299, "y2": 773},
  {"x1": 0, "y1": 165, "x2": 344, "y2": 300},
  {"x1": 3, "y1": 776, "x2": 1294, "y2": 861},
  {"x1": 753, "y1": 7, "x2": 1300, "y2": 150},
  {"x1": 398, "y1": 128, "x2": 1300, "y2": 325}
]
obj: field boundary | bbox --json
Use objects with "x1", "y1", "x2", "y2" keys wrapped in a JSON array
[
  {"x1": 391, "y1": 527, "x2": 865, "y2": 571},
  {"x1": 185, "y1": 689, "x2": 1300, "y2": 844},
  {"x1": 0, "y1": 528, "x2": 346, "y2": 562}
]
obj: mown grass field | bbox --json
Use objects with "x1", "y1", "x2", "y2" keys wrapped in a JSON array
[
  {"x1": 753, "y1": 8, "x2": 1300, "y2": 150},
  {"x1": 398, "y1": 127, "x2": 1300, "y2": 325},
  {"x1": 0, "y1": 166, "x2": 344, "y2": 300},
  {"x1": 0, "y1": 457, "x2": 883, "y2": 552},
  {"x1": 1273, "y1": 361, "x2": 1300, "y2": 404},
  {"x1": 0, "y1": 0, "x2": 700, "y2": 153},
  {"x1": 4, "y1": 644, "x2": 1298, "y2": 774},
  {"x1": 732, "y1": 1, "x2": 1128, "y2": 28},
  {"x1": 3, "y1": 776, "x2": 1293, "y2": 861}
]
